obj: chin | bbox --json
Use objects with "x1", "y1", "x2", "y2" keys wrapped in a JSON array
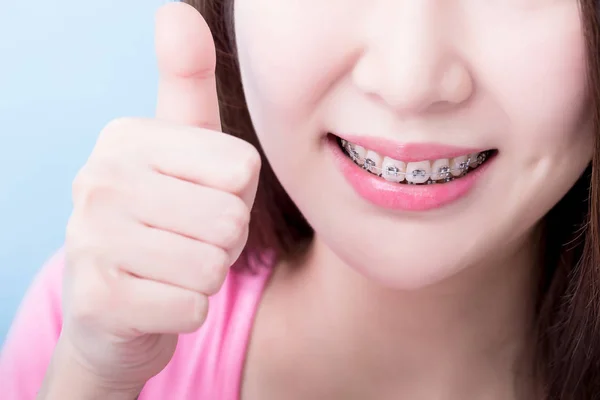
[{"x1": 322, "y1": 232, "x2": 489, "y2": 291}]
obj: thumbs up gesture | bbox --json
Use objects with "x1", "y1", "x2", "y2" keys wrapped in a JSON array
[{"x1": 51, "y1": 3, "x2": 260, "y2": 393}]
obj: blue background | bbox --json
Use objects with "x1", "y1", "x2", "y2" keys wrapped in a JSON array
[{"x1": 0, "y1": 0, "x2": 165, "y2": 343}]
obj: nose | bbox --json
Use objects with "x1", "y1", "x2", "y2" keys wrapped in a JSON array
[{"x1": 352, "y1": 2, "x2": 473, "y2": 114}]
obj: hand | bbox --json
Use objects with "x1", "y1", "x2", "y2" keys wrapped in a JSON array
[{"x1": 51, "y1": 2, "x2": 260, "y2": 392}]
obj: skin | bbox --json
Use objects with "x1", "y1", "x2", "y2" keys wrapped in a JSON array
[
  {"x1": 235, "y1": 0, "x2": 592, "y2": 288},
  {"x1": 40, "y1": 4, "x2": 260, "y2": 399},
  {"x1": 234, "y1": 0, "x2": 594, "y2": 398},
  {"x1": 39, "y1": 1, "x2": 594, "y2": 399}
]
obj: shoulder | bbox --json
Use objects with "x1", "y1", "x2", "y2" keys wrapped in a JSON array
[{"x1": 140, "y1": 254, "x2": 274, "y2": 400}]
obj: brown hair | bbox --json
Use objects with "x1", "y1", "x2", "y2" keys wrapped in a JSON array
[{"x1": 186, "y1": 0, "x2": 600, "y2": 397}]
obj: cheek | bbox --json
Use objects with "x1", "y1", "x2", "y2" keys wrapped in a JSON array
[
  {"x1": 234, "y1": 0, "x2": 358, "y2": 122},
  {"x1": 234, "y1": 0, "x2": 362, "y2": 184},
  {"x1": 474, "y1": 6, "x2": 592, "y2": 157}
]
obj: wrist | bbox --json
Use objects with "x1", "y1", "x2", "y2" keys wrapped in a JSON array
[{"x1": 38, "y1": 340, "x2": 144, "y2": 400}]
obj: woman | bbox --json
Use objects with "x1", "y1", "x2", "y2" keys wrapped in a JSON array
[{"x1": 2, "y1": 0, "x2": 600, "y2": 398}]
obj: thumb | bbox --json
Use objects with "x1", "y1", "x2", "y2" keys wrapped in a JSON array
[{"x1": 155, "y1": 2, "x2": 222, "y2": 130}]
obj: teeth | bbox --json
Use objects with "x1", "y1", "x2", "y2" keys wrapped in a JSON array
[
  {"x1": 450, "y1": 155, "x2": 468, "y2": 177},
  {"x1": 382, "y1": 157, "x2": 406, "y2": 182},
  {"x1": 430, "y1": 158, "x2": 450, "y2": 181},
  {"x1": 468, "y1": 152, "x2": 480, "y2": 168},
  {"x1": 476, "y1": 152, "x2": 487, "y2": 165},
  {"x1": 351, "y1": 144, "x2": 367, "y2": 166},
  {"x1": 339, "y1": 137, "x2": 490, "y2": 185},
  {"x1": 364, "y1": 150, "x2": 383, "y2": 174},
  {"x1": 405, "y1": 161, "x2": 431, "y2": 184}
]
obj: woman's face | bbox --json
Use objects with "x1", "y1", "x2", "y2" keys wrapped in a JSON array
[{"x1": 234, "y1": 0, "x2": 594, "y2": 288}]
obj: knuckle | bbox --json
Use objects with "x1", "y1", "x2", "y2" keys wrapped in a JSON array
[
  {"x1": 225, "y1": 195, "x2": 251, "y2": 226},
  {"x1": 229, "y1": 224, "x2": 249, "y2": 264},
  {"x1": 69, "y1": 288, "x2": 103, "y2": 325},
  {"x1": 96, "y1": 117, "x2": 148, "y2": 155},
  {"x1": 217, "y1": 197, "x2": 250, "y2": 248},
  {"x1": 71, "y1": 160, "x2": 129, "y2": 212},
  {"x1": 71, "y1": 166, "x2": 92, "y2": 200},
  {"x1": 67, "y1": 266, "x2": 113, "y2": 325},
  {"x1": 242, "y1": 143, "x2": 262, "y2": 173},
  {"x1": 64, "y1": 212, "x2": 86, "y2": 255},
  {"x1": 64, "y1": 209, "x2": 107, "y2": 267},
  {"x1": 99, "y1": 117, "x2": 137, "y2": 141},
  {"x1": 201, "y1": 247, "x2": 230, "y2": 295},
  {"x1": 226, "y1": 144, "x2": 261, "y2": 193},
  {"x1": 183, "y1": 293, "x2": 209, "y2": 332},
  {"x1": 64, "y1": 211, "x2": 79, "y2": 241}
]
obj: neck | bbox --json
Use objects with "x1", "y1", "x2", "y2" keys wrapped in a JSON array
[{"x1": 285, "y1": 229, "x2": 541, "y2": 398}]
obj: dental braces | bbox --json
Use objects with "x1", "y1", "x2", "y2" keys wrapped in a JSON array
[{"x1": 342, "y1": 144, "x2": 491, "y2": 183}]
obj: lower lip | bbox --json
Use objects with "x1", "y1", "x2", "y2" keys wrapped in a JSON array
[{"x1": 327, "y1": 136, "x2": 493, "y2": 212}]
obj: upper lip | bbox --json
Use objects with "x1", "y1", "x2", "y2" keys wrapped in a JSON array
[{"x1": 333, "y1": 133, "x2": 490, "y2": 163}]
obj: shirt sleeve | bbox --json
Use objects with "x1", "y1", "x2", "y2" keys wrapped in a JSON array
[{"x1": 0, "y1": 249, "x2": 65, "y2": 400}]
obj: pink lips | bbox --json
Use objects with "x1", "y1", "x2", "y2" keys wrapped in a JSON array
[{"x1": 327, "y1": 134, "x2": 493, "y2": 212}]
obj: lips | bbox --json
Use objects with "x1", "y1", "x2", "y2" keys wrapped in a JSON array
[{"x1": 326, "y1": 133, "x2": 496, "y2": 211}]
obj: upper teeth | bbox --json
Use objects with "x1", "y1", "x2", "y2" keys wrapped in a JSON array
[{"x1": 340, "y1": 139, "x2": 485, "y2": 184}]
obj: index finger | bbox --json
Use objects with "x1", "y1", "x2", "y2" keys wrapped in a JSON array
[{"x1": 155, "y1": 2, "x2": 222, "y2": 130}]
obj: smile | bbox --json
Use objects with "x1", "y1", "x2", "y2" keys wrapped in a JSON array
[
  {"x1": 327, "y1": 133, "x2": 497, "y2": 211},
  {"x1": 337, "y1": 136, "x2": 495, "y2": 185}
]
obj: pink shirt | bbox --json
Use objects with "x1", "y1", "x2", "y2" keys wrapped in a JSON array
[{"x1": 0, "y1": 249, "x2": 273, "y2": 400}]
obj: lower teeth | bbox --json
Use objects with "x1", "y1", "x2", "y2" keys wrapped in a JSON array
[{"x1": 339, "y1": 138, "x2": 492, "y2": 185}]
